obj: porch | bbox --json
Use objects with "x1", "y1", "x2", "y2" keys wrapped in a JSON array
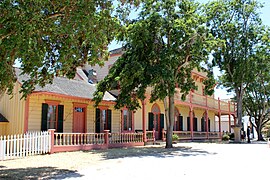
[{"x1": 51, "y1": 129, "x2": 220, "y2": 153}]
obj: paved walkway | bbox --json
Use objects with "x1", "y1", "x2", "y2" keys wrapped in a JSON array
[{"x1": 67, "y1": 142, "x2": 270, "y2": 180}]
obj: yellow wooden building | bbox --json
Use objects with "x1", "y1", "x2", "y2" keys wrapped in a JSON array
[{"x1": 0, "y1": 50, "x2": 236, "y2": 142}]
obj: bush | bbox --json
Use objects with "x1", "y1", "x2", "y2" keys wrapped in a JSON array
[
  {"x1": 172, "y1": 134, "x2": 179, "y2": 141},
  {"x1": 222, "y1": 134, "x2": 230, "y2": 141}
]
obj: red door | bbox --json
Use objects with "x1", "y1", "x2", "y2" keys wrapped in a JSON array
[{"x1": 73, "y1": 107, "x2": 85, "y2": 133}]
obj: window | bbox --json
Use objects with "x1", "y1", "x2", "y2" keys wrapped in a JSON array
[
  {"x1": 95, "y1": 108, "x2": 112, "y2": 133},
  {"x1": 41, "y1": 102, "x2": 64, "y2": 132},
  {"x1": 122, "y1": 109, "x2": 133, "y2": 131},
  {"x1": 47, "y1": 105, "x2": 57, "y2": 129}
]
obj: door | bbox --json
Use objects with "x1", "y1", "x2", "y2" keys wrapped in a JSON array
[{"x1": 73, "y1": 107, "x2": 85, "y2": 133}]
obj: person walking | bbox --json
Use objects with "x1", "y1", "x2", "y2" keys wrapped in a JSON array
[{"x1": 247, "y1": 126, "x2": 251, "y2": 143}]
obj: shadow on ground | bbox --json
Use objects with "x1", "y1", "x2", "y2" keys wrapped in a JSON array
[
  {"x1": 0, "y1": 166, "x2": 82, "y2": 180},
  {"x1": 85, "y1": 145, "x2": 217, "y2": 160}
]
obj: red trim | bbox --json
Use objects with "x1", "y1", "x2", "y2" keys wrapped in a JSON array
[
  {"x1": 24, "y1": 96, "x2": 30, "y2": 133},
  {"x1": 109, "y1": 53, "x2": 122, "y2": 58},
  {"x1": 98, "y1": 105, "x2": 109, "y2": 110},
  {"x1": 31, "y1": 92, "x2": 115, "y2": 105},
  {"x1": 45, "y1": 99, "x2": 60, "y2": 106},
  {"x1": 151, "y1": 103, "x2": 161, "y2": 113}
]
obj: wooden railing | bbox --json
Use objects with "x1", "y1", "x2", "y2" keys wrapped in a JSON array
[
  {"x1": 109, "y1": 133, "x2": 143, "y2": 144},
  {"x1": 175, "y1": 90, "x2": 236, "y2": 113},
  {"x1": 51, "y1": 130, "x2": 144, "y2": 153},
  {"x1": 146, "y1": 130, "x2": 155, "y2": 141},
  {"x1": 54, "y1": 132, "x2": 105, "y2": 146},
  {"x1": 161, "y1": 130, "x2": 220, "y2": 142}
]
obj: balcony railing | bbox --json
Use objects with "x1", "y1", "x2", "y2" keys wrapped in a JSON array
[{"x1": 175, "y1": 89, "x2": 235, "y2": 113}]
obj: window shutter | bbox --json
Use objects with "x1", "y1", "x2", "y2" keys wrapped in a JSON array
[
  {"x1": 148, "y1": 112, "x2": 154, "y2": 130},
  {"x1": 208, "y1": 119, "x2": 211, "y2": 132},
  {"x1": 95, "y1": 108, "x2": 101, "y2": 133},
  {"x1": 187, "y1": 117, "x2": 190, "y2": 131},
  {"x1": 57, "y1": 105, "x2": 64, "y2": 132},
  {"x1": 179, "y1": 116, "x2": 183, "y2": 131},
  {"x1": 160, "y1": 114, "x2": 164, "y2": 130},
  {"x1": 193, "y1": 118, "x2": 198, "y2": 131},
  {"x1": 107, "y1": 109, "x2": 112, "y2": 131},
  {"x1": 41, "y1": 103, "x2": 48, "y2": 131}
]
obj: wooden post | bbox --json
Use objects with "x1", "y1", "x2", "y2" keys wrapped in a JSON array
[
  {"x1": 228, "y1": 114, "x2": 231, "y2": 133},
  {"x1": 48, "y1": 129, "x2": 55, "y2": 154},
  {"x1": 142, "y1": 99, "x2": 147, "y2": 143},
  {"x1": 104, "y1": 130, "x2": 109, "y2": 148},
  {"x1": 189, "y1": 108, "x2": 193, "y2": 140},
  {"x1": 153, "y1": 129, "x2": 156, "y2": 142},
  {"x1": 218, "y1": 112, "x2": 221, "y2": 138},
  {"x1": 205, "y1": 110, "x2": 209, "y2": 139}
]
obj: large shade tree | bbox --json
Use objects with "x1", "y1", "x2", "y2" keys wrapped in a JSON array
[
  {"x1": 243, "y1": 35, "x2": 270, "y2": 141},
  {"x1": 0, "y1": 0, "x2": 139, "y2": 97},
  {"x1": 94, "y1": 0, "x2": 216, "y2": 148},
  {"x1": 205, "y1": 0, "x2": 265, "y2": 141}
]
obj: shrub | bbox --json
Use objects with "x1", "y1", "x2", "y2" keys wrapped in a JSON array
[
  {"x1": 222, "y1": 134, "x2": 230, "y2": 141},
  {"x1": 172, "y1": 134, "x2": 179, "y2": 141}
]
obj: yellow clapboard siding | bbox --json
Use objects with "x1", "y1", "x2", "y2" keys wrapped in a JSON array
[{"x1": 0, "y1": 82, "x2": 25, "y2": 135}]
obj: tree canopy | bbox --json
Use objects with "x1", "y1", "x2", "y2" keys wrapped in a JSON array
[
  {"x1": 205, "y1": 0, "x2": 266, "y2": 138},
  {"x1": 0, "y1": 0, "x2": 129, "y2": 97},
  {"x1": 243, "y1": 35, "x2": 270, "y2": 140},
  {"x1": 94, "y1": 0, "x2": 216, "y2": 148}
]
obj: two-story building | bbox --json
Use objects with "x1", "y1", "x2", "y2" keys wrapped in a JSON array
[{"x1": 83, "y1": 48, "x2": 236, "y2": 141}]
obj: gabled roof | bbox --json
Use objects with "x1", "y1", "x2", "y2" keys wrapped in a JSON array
[
  {"x1": 15, "y1": 68, "x2": 116, "y2": 101},
  {"x1": 0, "y1": 113, "x2": 8, "y2": 123}
]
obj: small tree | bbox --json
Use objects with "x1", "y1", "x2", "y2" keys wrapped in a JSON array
[
  {"x1": 205, "y1": 0, "x2": 265, "y2": 141},
  {"x1": 243, "y1": 37, "x2": 270, "y2": 141},
  {"x1": 94, "y1": 0, "x2": 216, "y2": 148}
]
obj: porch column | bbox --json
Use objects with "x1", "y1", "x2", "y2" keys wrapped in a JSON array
[
  {"x1": 228, "y1": 114, "x2": 231, "y2": 133},
  {"x1": 205, "y1": 110, "x2": 209, "y2": 139},
  {"x1": 48, "y1": 129, "x2": 55, "y2": 154},
  {"x1": 141, "y1": 99, "x2": 147, "y2": 143},
  {"x1": 189, "y1": 107, "x2": 193, "y2": 140},
  {"x1": 218, "y1": 112, "x2": 221, "y2": 138}
]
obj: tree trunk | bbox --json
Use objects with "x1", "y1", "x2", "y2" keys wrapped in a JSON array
[
  {"x1": 236, "y1": 89, "x2": 244, "y2": 126},
  {"x1": 256, "y1": 125, "x2": 265, "y2": 141},
  {"x1": 165, "y1": 94, "x2": 175, "y2": 148}
]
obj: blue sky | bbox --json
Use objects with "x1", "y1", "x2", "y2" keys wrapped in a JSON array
[{"x1": 109, "y1": 0, "x2": 270, "y2": 100}]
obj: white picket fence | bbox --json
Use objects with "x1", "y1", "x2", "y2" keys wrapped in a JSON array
[{"x1": 0, "y1": 131, "x2": 51, "y2": 161}]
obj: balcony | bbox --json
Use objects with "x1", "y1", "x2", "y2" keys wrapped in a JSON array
[{"x1": 174, "y1": 89, "x2": 235, "y2": 114}]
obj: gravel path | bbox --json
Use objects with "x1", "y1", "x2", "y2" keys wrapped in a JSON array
[{"x1": 0, "y1": 142, "x2": 269, "y2": 179}]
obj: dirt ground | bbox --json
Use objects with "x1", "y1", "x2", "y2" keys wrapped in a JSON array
[
  {"x1": 0, "y1": 144, "x2": 192, "y2": 179},
  {"x1": 0, "y1": 142, "x2": 269, "y2": 179}
]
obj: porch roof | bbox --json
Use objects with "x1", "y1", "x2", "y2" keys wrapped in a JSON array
[{"x1": 15, "y1": 68, "x2": 116, "y2": 101}]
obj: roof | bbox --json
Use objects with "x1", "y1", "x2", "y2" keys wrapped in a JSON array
[
  {"x1": 109, "y1": 47, "x2": 124, "y2": 56},
  {"x1": 15, "y1": 68, "x2": 116, "y2": 101},
  {"x1": 0, "y1": 113, "x2": 8, "y2": 123}
]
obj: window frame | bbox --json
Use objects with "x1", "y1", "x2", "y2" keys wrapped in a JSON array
[
  {"x1": 45, "y1": 100, "x2": 60, "y2": 131},
  {"x1": 121, "y1": 107, "x2": 134, "y2": 132}
]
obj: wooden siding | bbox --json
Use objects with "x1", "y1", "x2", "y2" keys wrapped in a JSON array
[{"x1": 0, "y1": 82, "x2": 25, "y2": 135}]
